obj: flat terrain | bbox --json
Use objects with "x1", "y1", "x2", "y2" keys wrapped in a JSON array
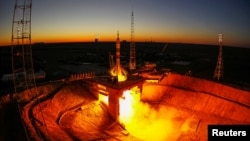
[{"x1": 1, "y1": 42, "x2": 250, "y2": 94}]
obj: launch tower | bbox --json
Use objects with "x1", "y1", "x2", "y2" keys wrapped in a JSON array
[{"x1": 213, "y1": 34, "x2": 224, "y2": 81}]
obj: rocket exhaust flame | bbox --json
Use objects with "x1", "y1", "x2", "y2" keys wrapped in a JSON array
[
  {"x1": 98, "y1": 93, "x2": 108, "y2": 105},
  {"x1": 119, "y1": 88, "x2": 179, "y2": 141},
  {"x1": 119, "y1": 90, "x2": 135, "y2": 123}
]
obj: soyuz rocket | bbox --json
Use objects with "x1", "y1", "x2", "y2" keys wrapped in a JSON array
[{"x1": 109, "y1": 31, "x2": 127, "y2": 82}]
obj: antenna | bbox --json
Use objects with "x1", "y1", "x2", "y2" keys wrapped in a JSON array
[{"x1": 213, "y1": 34, "x2": 224, "y2": 81}]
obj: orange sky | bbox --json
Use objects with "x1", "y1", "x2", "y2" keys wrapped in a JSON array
[
  {"x1": 1, "y1": 0, "x2": 250, "y2": 47},
  {"x1": 0, "y1": 30, "x2": 246, "y2": 48}
]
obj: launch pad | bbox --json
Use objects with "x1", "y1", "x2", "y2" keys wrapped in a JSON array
[
  {"x1": 92, "y1": 75, "x2": 145, "y2": 120},
  {"x1": 1, "y1": 72, "x2": 250, "y2": 141}
]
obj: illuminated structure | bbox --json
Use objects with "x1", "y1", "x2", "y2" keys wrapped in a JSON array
[
  {"x1": 92, "y1": 31, "x2": 145, "y2": 121},
  {"x1": 93, "y1": 76, "x2": 144, "y2": 121},
  {"x1": 11, "y1": 0, "x2": 49, "y2": 140},
  {"x1": 11, "y1": 0, "x2": 35, "y2": 93},
  {"x1": 129, "y1": 10, "x2": 136, "y2": 70},
  {"x1": 109, "y1": 31, "x2": 128, "y2": 82},
  {"x1": 213, "y1": 34, "x2": 223, "y2": 81}
]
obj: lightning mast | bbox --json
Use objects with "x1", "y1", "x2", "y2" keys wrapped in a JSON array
[
  {"x1": 129, "y1": 10, "x2": 136, "y2": 70},
  {"x1": 213, "y1": 34, "x2": 224, "y2": 81}
]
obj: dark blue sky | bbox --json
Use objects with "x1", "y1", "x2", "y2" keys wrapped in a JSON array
[{"x1": 1, "y1": 0, "x2": 250, "y2": 47}]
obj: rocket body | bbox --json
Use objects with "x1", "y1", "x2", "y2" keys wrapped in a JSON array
[{"x1": 109, "y1": 31, "x2": 127, "y2": 82}]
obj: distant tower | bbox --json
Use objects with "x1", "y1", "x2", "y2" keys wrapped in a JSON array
[
  {"x1": 129, "y1": 10, "x2": 136, "y2": 70},
  {"x1": 11, "y1": 0, "x2": 36, "y2": 93},
  {"x1": 213, "y1": 34, "x2": 224, "y2": 81}
]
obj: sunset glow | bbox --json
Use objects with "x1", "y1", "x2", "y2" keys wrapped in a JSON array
[{"x1": 1, "y1": 0, "x2": 250, "y2": 47}]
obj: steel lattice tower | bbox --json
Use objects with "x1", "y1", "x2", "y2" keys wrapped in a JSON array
[
  {"x1": 11, "y1": 1, "x2": 49, "y2": 140},
  {"x1": 11, "y1": 0, "x2": 36, "y2": 93},
  {"x1": 213, "y1": 34, "x2": 223, "y2": 81},
  {"x1": 129, "y1": 10, "x2": 136, "y2": 70}
]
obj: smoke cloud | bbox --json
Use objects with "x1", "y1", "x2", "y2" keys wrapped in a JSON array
[{"x1": 119, "y1": 89, "x2": 180, "y2": 141}]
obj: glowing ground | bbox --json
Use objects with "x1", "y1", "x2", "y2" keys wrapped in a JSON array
[{"x1": 20, "y1": 75, "x2": 249, "y2": 141}]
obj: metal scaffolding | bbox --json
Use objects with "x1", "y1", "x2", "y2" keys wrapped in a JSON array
[
  {"x1": 11, "y1": 0, "x2": 49, "y2": 140},
  {"x1": 11, "y1": 0, "x2": 35, "y2": 93}
]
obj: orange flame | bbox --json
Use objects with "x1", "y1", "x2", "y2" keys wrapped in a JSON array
[
  {"x1": 119, "y1": 90, "x2": 136, "y2": 123},
  {"x1": 109, "y1": 66, "x2": 128, "y2": 82},
  {"x1": 98, "y1": 93, "x2": 108, "y2": 105},
  {"x1": 119, "y1": 87, "x2": 179, "y2": 141}
]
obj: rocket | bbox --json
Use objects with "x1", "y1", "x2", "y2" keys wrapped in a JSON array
[{"x1": 109, "y1": 31, "x2": 127, "y2": 82}]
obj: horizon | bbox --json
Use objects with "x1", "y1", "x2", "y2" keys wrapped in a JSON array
[{"x1": 1, "y1": 41, "x2": 249, "y2": 49}]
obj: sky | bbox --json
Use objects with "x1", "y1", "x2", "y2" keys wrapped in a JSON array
[{"x1": 0, "y1": 0, "x2": 250, "y2": 47}]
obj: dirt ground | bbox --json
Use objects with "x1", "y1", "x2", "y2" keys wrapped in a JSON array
[{"x1": 20, "y1": 80, "x2": 249, "y2": 141}]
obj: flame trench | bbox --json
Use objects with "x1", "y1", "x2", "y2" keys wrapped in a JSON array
[{"x1": 119, "y1": 88, "x2": 178, "y2": 141}]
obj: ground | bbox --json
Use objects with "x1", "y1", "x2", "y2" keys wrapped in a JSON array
[
  {"x1": 20, "y1": 80, "x2": 248, "y2": 141},
  {"x1": 1, "y1": 42, "x2": 250, "y2": 140}
]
